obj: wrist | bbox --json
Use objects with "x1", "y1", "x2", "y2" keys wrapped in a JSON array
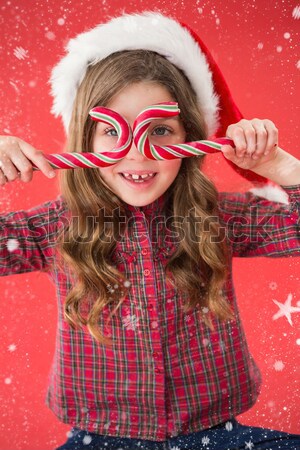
[{"x1": 251, "y1": 147, "x2": 300, "y2": 186}]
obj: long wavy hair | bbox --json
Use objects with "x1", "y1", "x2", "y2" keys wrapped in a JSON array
[{"x1": 54, "y1": 50, "x2": 234, "y2": 345}]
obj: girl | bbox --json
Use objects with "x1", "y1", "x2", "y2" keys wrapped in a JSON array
[{"x1": 1, "y1": 11, "x2": 300, "y2": 450}]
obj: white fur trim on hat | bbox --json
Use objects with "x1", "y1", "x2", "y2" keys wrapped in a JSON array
[{"x1": 49, "y1": 11, "x2": 219, "y2": 135}]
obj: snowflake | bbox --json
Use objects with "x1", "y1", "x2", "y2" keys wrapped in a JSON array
[
  {"x1": 13, "y1": 46, "x2": 28, "y2": 60},
  {"x1": 82, "y1": 435, "x2": 92, "y2": 445},
  {"x1": 272, "y1": 293, "x2": 300, "y2": 326},
  {"x1": 269, "y1": 281, "x2": 277, "y2": 290},
  {"x1": 8, "y1": 344, "x2": 17, "y2": 352},
  {"x1": 6, "y1": 239, "x2": 19, "y2": 252},
  {"x1": 184, "y1": 314, "x2": 192, "y2": 322},
  {"x1": 292, "y1": 5, "x2": 300, "y2": 19},
  {"x1": 170, "y1": 447, "x2": 181, "y2": 450},
  {"x1": 202, "y1": 436, "x2": 210, "y2": 446},
  {"x1": 225, "y1": 420, "x2": 233, "y2": 431},
  {"x1": 245, "y1": 441, "x2": 254, "y2": 449},
  {"x1": 274, "y1": 360, "x2": 285, "y2": 371},
  {"x1": 122, "y1": 314, "x2": 139, "y2": 331},
  {"x1": 297, "y1": 60, "x2": 300, "y2": 70}
]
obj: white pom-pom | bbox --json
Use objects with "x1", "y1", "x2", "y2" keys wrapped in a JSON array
[{"x1": 249, "y1": 184, "x2": 289, "y2": 204}]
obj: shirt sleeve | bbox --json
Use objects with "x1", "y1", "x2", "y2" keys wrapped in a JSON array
[
  {"x1": 218, "y1": 184, "x2": 300, "y2": 257},
  {"x1": 0, "y1": 195, "x2": 68, "y2": 276}
]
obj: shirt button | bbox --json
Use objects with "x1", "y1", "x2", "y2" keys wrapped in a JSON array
[
  {"x1": 155, "y1": 367, "x2": 162, "y2": 373},
  {"x1": 148, "y1": 304, "x2": 154, "y2": 310},
  {"x1": 141, "y1": 248, "x2": 148, "y2": 256},
  {"x1": 143, "y1": 269, "x2": 150, "y2": 276},
  {"x1": 153, "y1": 351, "x2": 159, "y2": 357}
]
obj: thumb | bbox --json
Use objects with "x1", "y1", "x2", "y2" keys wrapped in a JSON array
[{"x1": 220, "y1": 144, "x2": 236, "y2": 160}]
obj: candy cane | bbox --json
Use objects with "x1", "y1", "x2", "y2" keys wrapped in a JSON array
[
  {"x1": 32, "y1": 107, "x2": 132, "y2": 170},
  {"x1": 133, "y1": 102, "x2": 234, "y2": 160},
  {"x1": 30, "y1": 104, "x2": 234, "y2": 172}
]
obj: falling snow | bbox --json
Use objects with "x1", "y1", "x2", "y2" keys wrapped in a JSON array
[
  {"x1": 8, "y1": 344, "x2": 17, "y2": 352},
  {"x1": 225, "y1": 421, "x2": 233, "y2": 431},
  {"x1": 245, "y1": 441, "x2": 254, "y2": 450},
  {"x1": 13, "y1": 46, "x2": 28, "y2": 60},
  {"x1": 274, "y1": 360, "x2": 285, "y2": 371},
  {"x1": 82, "y1": 435, "x2": 92, "y2": 445},
  {"x1": 292, "y1": 5, "x2": 300, "y2": 19},
  {"x1": 122, "y1": 314, "x2": 139, "y2": 331},
  {"x1": 269, "y1": 281, "x2": 278, "y2": 290},
  {"x1": 272, "y1": 293, "x2": 300, "y2": 326},
  {"x1": 202, "y1": 435, "x2": 210, "y2": 446},
  {"x1": 6, "y1": 239, "x2": 19, "y2": 252}
]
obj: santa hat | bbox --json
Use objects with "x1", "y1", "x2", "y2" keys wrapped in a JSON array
[{"x1": 49, "y1": 11, "x2": 268, "y2": 184}]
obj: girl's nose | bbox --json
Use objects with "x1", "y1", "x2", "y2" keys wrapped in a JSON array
[{"x1": 124, "y1": 141, "x2": 148, "y2": 161}]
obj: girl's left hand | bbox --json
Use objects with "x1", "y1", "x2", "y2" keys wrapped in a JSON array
[{"x1": 221, "y1": 118, "x2": 279, "y2": 170}]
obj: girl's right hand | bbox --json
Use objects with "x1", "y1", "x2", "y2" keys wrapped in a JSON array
[{"x1": 0, "y1": 136, "x2": 56, "y2": 185}]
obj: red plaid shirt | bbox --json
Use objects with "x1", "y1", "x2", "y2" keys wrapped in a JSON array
[{"x1": 0, "y1": 184, "x2": 299, "y2": 441}]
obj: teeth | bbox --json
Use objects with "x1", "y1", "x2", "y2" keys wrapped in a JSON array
[{"x1": 122, "y1": 173, "x2": 155, "y2": 181}]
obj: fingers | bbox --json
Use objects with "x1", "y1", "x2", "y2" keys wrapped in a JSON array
[
  {"x1": 0, "y1": 136, "x2": 56, "y2": 186},
  {"x1": 226, "y1": 119, "x2": 278, "y2": 160},
  {"x1": 19, "y1": 140, "x2": 56, "y2": 178}
]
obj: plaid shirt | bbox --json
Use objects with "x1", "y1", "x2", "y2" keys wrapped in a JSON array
[{"x1": 0, "y1": 184, "x2": 299, "y2": 441}]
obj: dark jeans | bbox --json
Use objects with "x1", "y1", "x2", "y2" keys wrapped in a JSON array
[{"x1": 55, "y1": 419, "x2": 300, "y2": 450}]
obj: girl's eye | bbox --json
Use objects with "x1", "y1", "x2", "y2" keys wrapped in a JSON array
[
  {"x1": 105, "y1": 128, "x2": 118, "y2": 137},
  {"x1": 151, "y1": 126, "x2": 172, "y2": 136}
]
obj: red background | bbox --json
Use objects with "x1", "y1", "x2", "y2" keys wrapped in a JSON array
[{"x1": 0, "y1": 0, "x2": 299, "y2": 448}]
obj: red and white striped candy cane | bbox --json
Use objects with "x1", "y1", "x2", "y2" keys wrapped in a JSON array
[
  {"x1": 30, "y1": 104, "x2": 234, "y2": 172},
  {"x1": 133, "y1": 102, "x2": 234, "y2": 160},
  {"x1": 31, "y1": 107, "x2": 132, "y2": 170}
]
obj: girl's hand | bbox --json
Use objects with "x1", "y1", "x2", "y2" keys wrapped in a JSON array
[
  {"x1": 221, "y1": 118, "x2": 279, "y2": 171},
  {"x1": 0, "y1": 136, "x2": 56, "y2": 186}
]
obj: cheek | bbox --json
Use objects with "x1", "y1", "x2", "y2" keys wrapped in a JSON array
[
  {"x1": 98, "y1": 167, "x2": 114, "y2": 184},
  {"x1": 162, "y1": 160, "x2": 182, "y2": 179}
]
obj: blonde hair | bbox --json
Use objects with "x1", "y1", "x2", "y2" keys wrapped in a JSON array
[{"x1": 54, "y1": 50, "x2": 233, "y2": 344}]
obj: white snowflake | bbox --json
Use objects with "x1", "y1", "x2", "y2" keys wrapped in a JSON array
[
  {"x1": 6, "y1": 239, "x2": 19, "y2": 252},
  {"x1": 184, "y1": 314, "x2": 192, "y2": 322},
  {"x1": 297, "y1": 60, "x2": 300, "y2": 70},
  {"x1": 45, "y1": 31, "x2": 56, "y2": 40},
  {"x1": 269, "y1": 281, "x2": 278, "y2": 290},
  {"x1": 245, "y1": 441, "x2": 254, "y2": 449},
  {"x1": 122, "y1": 314, "x2": 139, "y2": 331},
  {"x1": 170, "y1": 447, "x2": 181, "y2": 450},
  {"x1": 82, "y1": 435, "x2": 92, "y2": 445},
  {"x1": 202, "y1": 435, "x2": 210, "y2": 446},
  {"x1": 274, "y1": 360, "x2": 285, "y2": 371},
  {"x1": 13, "y1": 46, "x2": 28, "y2": 60},
  {"x1": 272, "y1": 293, "x2": 300, "y2": 326},
  {"x1": 8, "y1": 344, "x2": 17, "y2": 352},
  {"x1": 292, "y1": 5, "x2": 300, "y2": 19},
  {"x1": 225, "y1": 420, "x2": 233, "y2": 431}
]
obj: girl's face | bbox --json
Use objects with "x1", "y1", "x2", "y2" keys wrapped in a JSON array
[{"x1": 92, "y1": 82, "x2": 186, "y2": 207}]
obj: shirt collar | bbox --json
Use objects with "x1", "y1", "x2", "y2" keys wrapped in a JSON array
[{"x1": 123, "y1": 190, "x2": 170, "y2": 218}]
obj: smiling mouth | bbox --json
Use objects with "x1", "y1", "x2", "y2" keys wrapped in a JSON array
[{"x1": 120, "y1": 173, "x2": 157, "y2": 182}]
